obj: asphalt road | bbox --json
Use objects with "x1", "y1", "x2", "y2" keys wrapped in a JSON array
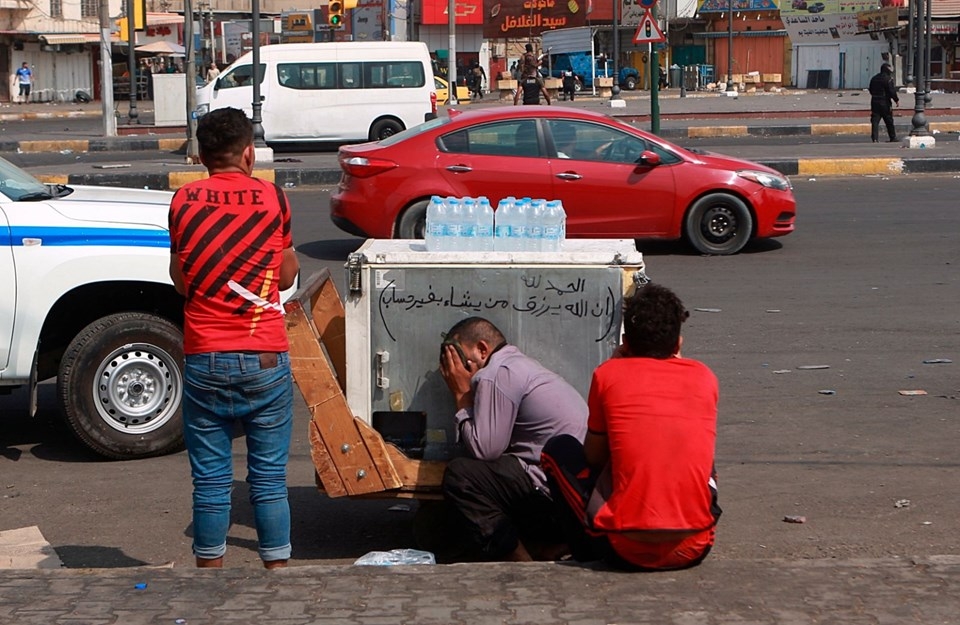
[{"x1": 2, "y1": 177, "x2": 958, "y2": 569}]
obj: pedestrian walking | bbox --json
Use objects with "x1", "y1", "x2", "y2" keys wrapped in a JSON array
[
  {"x1": 562, "y1": 70, "x2": 577, "y2": 101},
  {"x1": 869, "y1": 63, "x2": 899, "y2": 143},
  {"x1": 168, "y1": 107, "x2": 300, "y2": 570},
  {"x1": 15, "y1": 62, "x2": 32, "y2": 104},
  {"x1": 469, "y1": 62, "x2": 486, "y2": 99}
]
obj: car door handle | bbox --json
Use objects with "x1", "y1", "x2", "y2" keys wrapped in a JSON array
[
  {"x1": 446, "y1": 165, "x2": 473, "y2": 173},
  {"x1": 556, "y1": 172, "x2": 582, "y2": 180}
]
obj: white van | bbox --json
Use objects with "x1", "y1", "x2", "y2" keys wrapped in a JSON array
[{"x1": 196, "y1": 41, "x2": 437, "y2": 143}]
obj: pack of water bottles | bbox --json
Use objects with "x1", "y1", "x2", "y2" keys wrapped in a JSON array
[{"x1": 425, "y1": 195, "x2": 566, "y2": 253}]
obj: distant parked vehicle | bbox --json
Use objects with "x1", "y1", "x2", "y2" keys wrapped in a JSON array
[{"x1": 808, "y1": 2, "x2": 825, "y2": 11}]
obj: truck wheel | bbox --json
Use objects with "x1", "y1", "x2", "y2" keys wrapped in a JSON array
[
  {"x1": 623, "y1": 75, "x2": 638, "y2": 91},
  {"x1": 58, "y1": 312, "x2": 184, "y2": 460},
  {"x1": 370, "y1": 118, "x2": 404, "y2": 141}
]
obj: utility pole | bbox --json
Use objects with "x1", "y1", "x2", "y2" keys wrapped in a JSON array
[
  {"x1": 126, "y1": 0, "x2": 138, "y2": 122},
  {"x1": 98, "y1": 0, "x2": 116, "y2": 136},
  {"x1": 447, "y1": 0, "x2": 457, "y2": 104},
  {"x1": 184, "y1": 0, "x2": 199, "y2": 162}
]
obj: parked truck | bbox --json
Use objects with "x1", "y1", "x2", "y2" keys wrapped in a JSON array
[{"x1": 540, "y1": 26, "x2": 640, "y2": 91}]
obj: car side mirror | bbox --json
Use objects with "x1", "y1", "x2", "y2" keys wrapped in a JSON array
[
  {"x1": 637, "y1": 150, "x2": 661, "y2": 167},
  {"x1": 213, "y1": 77, "x2": 221, "y2": 91}
]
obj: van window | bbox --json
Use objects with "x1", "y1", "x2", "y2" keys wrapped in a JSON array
[
  {"x1": 217, "y1": 64, "x2": 265, "y2": 89},
  {"x1": 278, "y1": 63, "x2": 336, "y2": 89},
  {"x1": 276, "y1": 61, "x2": 425, "y2": 91}
]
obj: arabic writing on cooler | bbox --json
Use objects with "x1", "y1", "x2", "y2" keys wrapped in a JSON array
[{"x1": 376, "y1": 274, "x2": 618, "y2": 342}]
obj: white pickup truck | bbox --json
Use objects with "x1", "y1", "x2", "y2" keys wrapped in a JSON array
[{"x1": 1, "y1": 157, "x2": 185, "y2": 460}]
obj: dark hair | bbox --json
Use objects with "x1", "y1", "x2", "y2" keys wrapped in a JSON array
[
  {"x1": 881, "y1": 63, "x2": 893, "y2": 74},
  {"x1": 622, "y1": 283, "x2": 689, "y2": 358},
  {"x1": 525, "y1": 43, "x2": 534, "y2": 52},
  {"x1": 196, "y1": 107, "x2": 253, "y2": 170},
  {"x1": 446, "y1": 317, "x2": 506, "y2": 347}
]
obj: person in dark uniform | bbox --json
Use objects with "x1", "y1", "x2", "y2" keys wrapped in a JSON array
[
  {"x1": 869, "y1": 63, "x2": 899, "y2": 143},
  {"x1": 561, "y1": 70, "x2": 577, "y2": 101},
  {"x1": 514, "y1": 73, "x2": 551, "y2": 106}
]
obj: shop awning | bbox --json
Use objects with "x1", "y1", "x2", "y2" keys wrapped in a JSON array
[
  {"x1": 40, "y1": 33, "x2": 88, "y2": 45},
  {"x1": 147, "y1": 12, "x2": 185, "y2": 26},
  {"x1": 82, "y1": 33, "x2": 121, "y2": 43}
]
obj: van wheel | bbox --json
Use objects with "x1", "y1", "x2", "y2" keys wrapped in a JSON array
[
  {"x1": 371, "y1": 119, "x2": 404, "y2": 141},
  {"x1": 397, "y1": 200, "x2": 428, "y2": 239},
  {"x1": 623, "y1": 75, "x2": 638, "y2": 90}
]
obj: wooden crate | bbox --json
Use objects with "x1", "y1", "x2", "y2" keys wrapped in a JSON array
[{"x1": 285, "y1": 269, "x2": 445, "y2": 499}]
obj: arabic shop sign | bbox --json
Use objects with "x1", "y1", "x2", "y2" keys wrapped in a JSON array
[
  {"x1": 483, "y1": 0, "x2": 588, "y2": 38},
  {"x1": 697, "y1": 0, "x2": 780, "y2": 13},
  {"x1": 422, "y1": 0, "x2": 484, "y2": 25}
]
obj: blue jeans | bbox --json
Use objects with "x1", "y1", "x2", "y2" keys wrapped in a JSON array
[{"x1": 182, "y1": 352, "x2": 294, "y2": 562}]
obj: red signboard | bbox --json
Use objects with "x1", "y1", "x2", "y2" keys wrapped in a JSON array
[
  {"x1": 482, "y1": 0, "x2": 588, "y2": 38},
  {"x1": 422, "y1": 0, "x2": 484, "y2": 25}
]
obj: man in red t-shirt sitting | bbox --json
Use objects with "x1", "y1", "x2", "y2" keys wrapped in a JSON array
[{"x1": 541, "y1": 283, "x2": 721, "y2": 570}]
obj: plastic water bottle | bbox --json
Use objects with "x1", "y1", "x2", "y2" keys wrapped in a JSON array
[
  {"x1": 425, "y1": 195, "x2": 446, "y2": 252},
  {"x1": 460, "y1": 197, "x2": 479, "y2": 251},
  {"x1": 494, "y1": 197, "x2": 522, "y2": 252},
  {"x1": 526, "y1": 199, "x2": 547, "y2": 251},
  {"x1": 542, "y1": 200, "x2": 566, "y2": 252},
  {"x1": 444, "y1": 196, "x2": 461, "y2": 251},
  {"x1": 477, "y1": 196, "x2": 494, "y2": 251}
]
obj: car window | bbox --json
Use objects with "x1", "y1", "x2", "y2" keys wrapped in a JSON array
[
  {"x1": 547, "y1": 119, "x2": 681, "y2": 165},
  {"x1": 438, "y1": 120, "x2": 542, "y2": 158},
  {"x1": 217, "y1": 64, "x2": 265, "y2": 89}
]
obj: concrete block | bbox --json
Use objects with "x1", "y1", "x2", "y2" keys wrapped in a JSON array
[
  {"x1": 902, "y1": 135, "x2": 936, "y2": 149},
  {"x1": 610, "y1": 98, "x2": 627, "y2": 108}
]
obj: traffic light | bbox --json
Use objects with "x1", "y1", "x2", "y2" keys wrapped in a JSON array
[{"x1": 328, "y1": 0, "x2": 344, "y2": 27}]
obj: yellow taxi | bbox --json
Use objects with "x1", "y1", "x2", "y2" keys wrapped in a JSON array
[{"x1": 434, "y1": 76, "x2": 471, "y2": 105}]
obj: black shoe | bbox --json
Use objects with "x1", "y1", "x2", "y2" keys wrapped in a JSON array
[
  {"x1": 872, "y1": 138, "x2": 878, "y2": 143},
  {"x1": 889, "y1": 138, "x2": 898, "y2": 142}
]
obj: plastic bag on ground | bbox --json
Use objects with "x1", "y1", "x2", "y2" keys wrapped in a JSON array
[{"x1": 353, "y1": 548, "x2": 436, "y2": 566}]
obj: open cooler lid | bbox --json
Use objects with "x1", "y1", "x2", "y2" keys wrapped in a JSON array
[{"x1": 350, "y1": 239, "x2": 644, "y2": 266}]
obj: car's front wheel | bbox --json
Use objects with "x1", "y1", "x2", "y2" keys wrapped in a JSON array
[
  {"x1": 684, "y1": 193, "x2": 754, "y2": 255},
  {"x1": 58, "y1": 312, "x2": 184, "y2": 460},
  {"x1": 623, "y1": 75, "x2": 638, "y2": 90},
  {"x1": 397, "y1": 200, "x2": 429, "y2": 239}
]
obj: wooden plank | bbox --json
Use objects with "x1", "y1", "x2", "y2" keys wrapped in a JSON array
[
  {"x1": 310, "y1": 276, "x2": 347, "y2": 393},
  {"x1": 286, "y1": 300, "x2": 386, "y2": 496},
  {"x1": 384, "y1": 445, "x2": 446, "y2": 492},
  {"x1": 354, "y1": 418, "x2": 404, "y2": 490},
  {"x1": 308, "y1": 419, "x2": 348, "y2": 498}
]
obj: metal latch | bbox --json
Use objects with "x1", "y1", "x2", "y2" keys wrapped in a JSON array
[
  {"x1": 347, "y1": 253, "x2": 363, "y2": 294},
  {"x1": 376, "y1": 350, "x2": 390, "y2": 389},
  {"x1": 632, "y1": 269, "x2": 651, "y2": 287}
]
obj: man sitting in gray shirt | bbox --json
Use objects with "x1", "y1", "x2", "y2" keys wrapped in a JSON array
[{"x1": 439, "y1": 316, "x2": 588, "y2": 561}]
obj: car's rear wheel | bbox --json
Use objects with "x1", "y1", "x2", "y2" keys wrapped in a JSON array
[
  {"x1": 397, "y1": 200, "x2": 428, "y2": 239},
  {"x1": 623, "y1": 75, "x2": 638, "y2": 90},
  {"x1": 371, "y1": 118, "x2": 404, "y2": 142},
  {"x1": 58, "y1": 312, "x2": 184, "y2": 459},
  {"x1": 684, "y1": 193, "x2": 753, "y2": 255}
]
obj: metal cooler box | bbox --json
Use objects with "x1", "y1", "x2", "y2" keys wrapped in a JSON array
[{"x1": 344, "y1": 239, "x2": 646, "y2": 460}]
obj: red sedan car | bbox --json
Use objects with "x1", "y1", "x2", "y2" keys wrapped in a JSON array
[{"x1": 330, "y1": 107, "x2": 795, "y2": 255}]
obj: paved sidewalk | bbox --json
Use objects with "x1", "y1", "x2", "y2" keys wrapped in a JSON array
[{"x1": 2, "y1": 556, "x2": 959, "y2": 624}]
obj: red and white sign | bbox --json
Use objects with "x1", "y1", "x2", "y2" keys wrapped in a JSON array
[{"x1": 632, "y1": 9, "x2": 665, "y2": 44}]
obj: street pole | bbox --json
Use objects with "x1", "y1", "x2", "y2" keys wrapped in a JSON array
[
  {"x1": 611, "y1": 0, "x2": 620, "y2": 99},
  {"x1": 726, "y1": 3, "x2": 734, "y2": 91},
  {"x1": 251, "y1": 0, "x2": 266, "y2": 147},
  {"x1": 650, "y1": 46, "x2": 660, "y2": 134},
  {"x1": 98, "y1": 0, "x2": 116, "y2": 137},
  {"x1": 126, "y1": 0, "x2": 138, "y2": 123},
  {"x1": 184, "y1": 0, "x2": 198, "y2": 162},
  {"x1": 910, "y1": 0, "x2": 927, "y2": 135},
  {"x1": 447, "y1": 0, "x2": 457, "y2": 104}
]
